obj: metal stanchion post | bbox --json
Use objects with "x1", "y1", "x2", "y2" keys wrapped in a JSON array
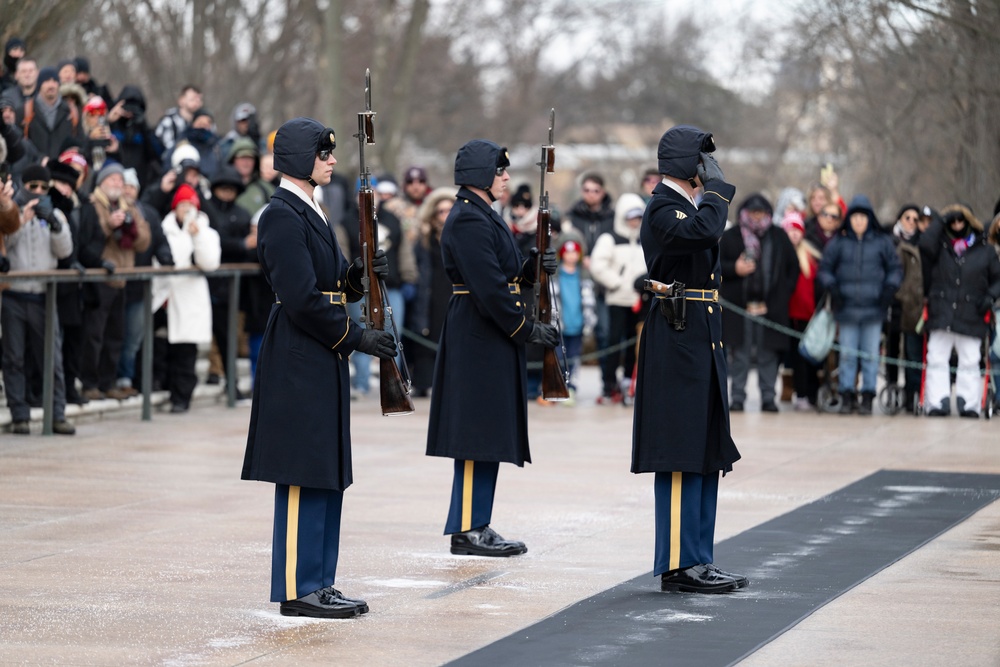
[
  {"x1": 42, "y1": 282, "x2": 57, "y2": 435},
  {"x1": 226, "y1": 274, "x2": 240, "y2": 408},
  {"x1": 141, "y1": 279, "x2": 154, "y2": 421}
]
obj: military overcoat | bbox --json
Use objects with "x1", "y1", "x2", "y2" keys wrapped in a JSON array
[
  {"x1": 632, "y1": 181, "x2": 741, "y2": 475},
  {"x1": 426, "y1": 187, "x2": 535, "y2": 465},
  {"x1": 242, "y1": 187, "x2": 364, "y2": 491}
]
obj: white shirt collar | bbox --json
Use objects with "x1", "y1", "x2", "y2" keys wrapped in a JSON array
[
  {"x1": 279, "y1": 177, "x2": 328, "y2": 223},
  {"x1": 660, "y1": 177, "x2": 698, "y2": 208}
]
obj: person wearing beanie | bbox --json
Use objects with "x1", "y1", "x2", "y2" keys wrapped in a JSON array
[
  {"x1": 225, "y1": 135, "x2": 275, "y2": 215},
  {"x1": 720, "y1": 193, "x2": 800, "y2": 414},
  {"x1": 151, "y1": 181, "x2": 221, "y2": 413},
  {"x1": 242, "y1": 116, "x2": 394, "y2": 620},
  {"x1": 818, "y1": 194, "x2": 902, "y2": 415},
  {"x1": 425, "y1": 139, "x2": 559, "y2": 560},
  {"x1": 76, "y1": 160, "x2": 151, "y2": 401},
  {"x1": 919, "y1": 204, "x2": 1000, "y2": 417},
  {"x1": 25, "y1": 64, "x2": 80, "y2": 161},
  {"x1": 1, "y1": 37, "x2": 26, "y2": 92},
  {"x1": 782, "y1": 210, "x2": 824, "y2": 411},
  {"x1": 633, "y1": 124, "x2": 748, "y2": 594},
  {"x1": 1, "y1": 161, "x2": 76, "y2": 435},
  {"x1": 165, "y1": 107, "x2": 220, "y2": 180}
]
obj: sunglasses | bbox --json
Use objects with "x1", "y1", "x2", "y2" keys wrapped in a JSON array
[
  {"x1": 25, "y1": 181, "x2": 51, "y2": 193},
  {"x1": 947, "y1": 215, "x2": 967, "y2": 224},
  {"x1": 435, "y1": 207, "x2": 451, "y2": 216},
  {"x1": 494, "y1": 166, "x2": 507, "y2": 177},
  {"x1": 317, "y1": 149, "x2": 334, "y2": 161},
  {"x1": 819, "y1": 211, "x2": 840, "y2": 219}
]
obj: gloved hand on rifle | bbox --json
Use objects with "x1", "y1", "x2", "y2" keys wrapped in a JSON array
[
  {"x1": 525, "y1": 247, "x2": 558, "y2": 282},
  {"x1": 526, "y1": 321, "x2": 559, "y2": 348},
  {"x1": 356, "y1": 327, "x2": 397, "y2": 359},
  {"x1": 696, "y1": 152, "x2": 725, "y2": 185},
  {"x1": 350, "y1": 248, "x2": 389, "y2": 285}
]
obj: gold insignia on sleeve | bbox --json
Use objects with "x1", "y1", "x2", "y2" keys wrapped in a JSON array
[{"x1": 675, "y1": 211, "x2": 688, "y2": 219}]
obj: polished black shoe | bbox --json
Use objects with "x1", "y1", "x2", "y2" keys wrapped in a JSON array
[
  {"x1": 279, "y1": 588, "x2": 362, "y2": 619},
  {"x1": 11, "y1": 421, "x2": 30, "y2": 435},
  {"x1": 761, "y1": 401, "x2": 779, "y2": 413},
  {"x1": 838, "y1": 392, "x2": 856, "y2": 414},
  {"x1": 959, "y1": 409, "x2": 980, "y2": 418},
  {"x1": 321, "y1": 586, "x2": 368, "y2": 614},
  {"x1": 169, "y1": 402, "x2": 190, "y2": 414},
  {"x1": 927, "y1": 407, "x2": 948, "y2": 417},
  {"x1": 52, "y1": 420, "x2": 76, "y2": 435},
  {"x1": 451, "y1": 526, "x2": 527, "y2": 557},
  {"x1": 729, "y1": 401, "x2": 744, "y2": 412},
  {"x1": 706, "y1": 563, "x2": 749, "y2": 588},
  {"x1": 660, "y1": 564, "x2": 742, "y2": 593}
]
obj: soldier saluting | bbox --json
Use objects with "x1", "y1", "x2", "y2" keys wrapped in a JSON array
[
  {"x1": 632, "y1": 125, "x2": 749, "y2": 593},
  {"x1": 426, "y1": 139, "x2": 559, "y2": 556}
]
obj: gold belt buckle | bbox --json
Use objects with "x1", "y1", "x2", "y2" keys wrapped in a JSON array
[
  {"x1": 324, "y1": 291, "x2": 346, "y2": 306},
  {"x1": 508, "y1": 282, "x2": 521, "y2": 295}
]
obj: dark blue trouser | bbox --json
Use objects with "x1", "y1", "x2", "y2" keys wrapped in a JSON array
[
  {"x1": 444, "y1": 460, "x2": 499, "y2": 535},
  {"x1": 653, "y1": 471, "x2": 719, "y2": 576},
  {"x1": 270, "y1": 484, "x2": 343, "y2": 602}
]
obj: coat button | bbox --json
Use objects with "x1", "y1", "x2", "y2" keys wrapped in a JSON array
[
  {"x1": 720, "y1": 341, "x2": 724, "y2": 348},
  {"x1": 515, "y1": 301, "x2": 521, "y2": 307},
  {"x1": 712, "y1": 343, "x2": 716, "y2": 350},
  {"x1": 708, "y1": 306, "x2": 714, "y2": 314},
  {"x1": 711, "y1": 273, "x2": 715, "y2": 280}
]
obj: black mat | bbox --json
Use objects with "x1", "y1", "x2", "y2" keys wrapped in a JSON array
[{"x1": 446, "y1": 470, "x2": 1000, "y2": 667}]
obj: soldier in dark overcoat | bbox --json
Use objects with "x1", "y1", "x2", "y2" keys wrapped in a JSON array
[
  {"x1": 241, "y1": 117, "x2": 396, "y2": 619},
  {"x1": 426, "y1": 139, "x2": 559, "y2": 557},
  {"x1": 632, "y1": 125, "x2": 748, "y2": 593}
]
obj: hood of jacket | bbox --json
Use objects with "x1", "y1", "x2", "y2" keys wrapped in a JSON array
[{"x1": 612, "y1": 192, "x2": 646, "y2": 241}]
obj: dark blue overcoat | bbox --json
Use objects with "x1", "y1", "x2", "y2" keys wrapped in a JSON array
[
  {"x1": 242, "y1": 187, "x2": 364, "y2": 491},
  {"x1": 632, "y1": 181, "x2": 741, "y2": 474},
  {"x1": 426, "y1": 188, "x2": 535, "y2": 465}
]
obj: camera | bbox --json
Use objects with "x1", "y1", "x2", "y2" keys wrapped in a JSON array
[
  {"x1": 122, "y1": 212, "x2": 134, "y2": 227},
  {"x1": 0, "y1": 162, "x2": 9, "y2": 183}
]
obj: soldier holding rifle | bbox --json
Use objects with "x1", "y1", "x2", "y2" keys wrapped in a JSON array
[
  {"x1": 242, "y1": 117, "x2": 395, "y2": 619},
  {"x1": 632, "y1": 125, "x2": 749, "y2": 593},
  {"x1": 426, "y1": 139, "x2": 559, "y2": 557}
]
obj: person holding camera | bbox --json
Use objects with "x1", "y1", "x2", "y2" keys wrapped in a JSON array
[
  {"x1": 76, "y1": 162, "x2": 151, "y2": 401},
  {"x1": 1, "y1": 164, "x2": 76, "y2": 434},
  {"x1": 632, "y1": 125, "x2": 748, "y2": 593}
]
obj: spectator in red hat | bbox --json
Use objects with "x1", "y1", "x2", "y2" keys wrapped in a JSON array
[
  {"x1": 782, "y1": 210, "x2": 822, "y2": 411},
  {"x1": 152, "y1": 182, "x2": 221, "y2": 412}
]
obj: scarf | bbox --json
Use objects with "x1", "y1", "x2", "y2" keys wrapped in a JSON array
[
  {"x1": 893, "y1": 221, "x2": 917, "y2": 242},
  {"x1": 951, "y1": 232, "x2": 975, "y2": 257},
  {"x1": 739, "y1": 208, "x2": 772, "y2": 258}
]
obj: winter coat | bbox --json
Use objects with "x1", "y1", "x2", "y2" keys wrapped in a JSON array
[
  {"x1": 590, "y1": 192, "x2": 648, "y2": 308},
  {"x1": 817, "y1": 198, "x2": 902, "y2": 325},
  {"x1": 25, "y1": 97, "x2": 80, "y2": 160},
  {"x1": 202, "y1": 196, "x2": 253, "y2": 303},
  {"x1": 632, "y1": 179, "x2": 741, "y2": 475},
  {"x1": 426, "y1": 187, "x2": 536, "y2": 465},
  {"x1": 719, "y1": 223, "x2": 799, "y2": 350},
  {"x1": 242, "y1": 186, "x2": 366, "y2": 491},
  {"x1": 2, "y1": 208, "x2": 73, "y2": 292},
  {"x1": 152, "y1": 210, "x2": 221, "y2": 344},
  {"x1": 110, "y1": 85, "x2": 163, "y2": 190},
  {"x1": 919, "y1": 207, "x2": 1000, "y2": 340},
  {"x1": 567, "y1": 193, "x2": 615, "y2": 256},
  {"x1": 891, "y1": 236, "x2": 924, "y2": 333}
]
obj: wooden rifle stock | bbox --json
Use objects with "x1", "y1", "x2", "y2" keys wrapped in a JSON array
[
  {"x1": 534, "y1": 108, "x2": 570, "y2": 401},
  {"x1": 356, "y1": 69, "x2": 414, "y2": 416}
]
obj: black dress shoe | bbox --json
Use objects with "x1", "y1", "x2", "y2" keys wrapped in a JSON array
[
  {"x1": 959, "y1": 409, "x2": 979, "y2": 418},
  {"x1": 451, "y1": 526, "x2": 527, "y2": 557},
  {"x1": 660, "y1": 564, "x2": 741, "y2": 593},
  {"x1": 706, "y1": 563, "x2": 749, "y2": 588},
  {"x1": 729, "y1": 401, "x2": 744, "y2": 412},
  {"x1": 761, "y1": 401, "x2": 779, "y2": 413},
  {"x1": 279, "y1": 588, "x2": 361, "y2": 619},
  {"x1": 322, "y1": 586, "x2": 368, "y2": 614}
]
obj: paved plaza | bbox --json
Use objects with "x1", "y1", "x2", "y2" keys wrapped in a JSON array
[{"x1": 1, "y1": 366, "x2": 998, "y2": 665}]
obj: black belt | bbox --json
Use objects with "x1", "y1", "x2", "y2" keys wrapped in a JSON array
[
  {"x1": 452, "y1": 283, "x2": 521, "y2": 295},
  {"x1": 275, "y1": 290, "x2": 346, "y2": 305}
]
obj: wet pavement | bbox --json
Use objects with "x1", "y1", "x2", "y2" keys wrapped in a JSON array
[{"x1": 1, "y1": 366, "x2": 998, "y2": 666}]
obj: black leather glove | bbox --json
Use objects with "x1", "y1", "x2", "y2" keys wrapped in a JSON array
[
  {"x1": 525, "y1": 247, "x2": 558, "y2": 282},
  {"x1": 47, "y1": 213, "x2": 62, "y2": 234},
  {"x1": 101, "y1": 260, "x2": 116, "y2": 274},
  {"x1": 70, "y1": 260, "x2": 86, "y2": 276},
  {"x1": 351, "y1": 248, "x2": 389, "y2": 283},
  {"x1": 355, "y1": 328, "x2": 397, "y2": 360},
  {"x1": 0, "y1": 254, "x2": 9, "y2": 274},
  {"x1": 526, "y1": 321, "x2": 559, "y2": 348},
  {"x1": 696, "y1": 151, "x2": 725, "y2": 185},
  {"x1": 979, "y1": 295, "x2": 996, "y2": 316}
]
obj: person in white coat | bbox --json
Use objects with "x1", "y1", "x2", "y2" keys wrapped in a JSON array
[
  {"x1": 590, "y1": 192, "x2": 647, "y2": 403},
  {"x1": 152, "y1": 183, "x2": 221, "y2": 412}
]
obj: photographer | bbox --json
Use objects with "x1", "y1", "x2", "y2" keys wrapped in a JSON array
[
  {"x1": 77, "y1": 162, "x2": 151, "y2": 401},
  {"x1": 1, "y1": 164, "x2": 76, "y2": 435}
]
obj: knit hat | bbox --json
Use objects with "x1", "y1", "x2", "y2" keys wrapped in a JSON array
[
  {"x1": 171, "y1": 183, "x2": 200, "y2": 211},
  {"x1": 73, "y1": 56, "x2": 90, "y2": 74},
  {"x1": 782, "y1": 210, "x2": 805, "y2": 233},
  {"x1": 404, "y1": 166, "x2": 428, "y2": 184},
  {"x1": 375, "y1": 180, "x2": 398, "y2": 196},
  {"x1": 558, "y1": 239, "x2": 582, "y2": 258},
  {"x1": 49, "y1": 161, "x2": 80, "y2": 188},
  {"x1": 37, "y1": 67, "x2": 59, "y2": 86},
  {"x1": 58, "y1": 148, "x2": 89, "y2": 173},
  {"x1": 122, "y1": 167, "x2": 140, "y2": 189},
  {"x1": 511, "y1": 184, "x2": 532, "y2": 209},
  {"x1": 95, "y1": 162, "x2": 124, "y2": 186},
  {"x1": 21, "y1": 163, "x2": 52, "y2": 184}
]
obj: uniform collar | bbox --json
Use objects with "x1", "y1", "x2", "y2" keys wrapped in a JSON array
[
  {"x1": 279, "y1": 177, "x2": 327, "y2": 223},
  {"x1": 659, "y1": 178, "x2": 697, "y2": 207}
]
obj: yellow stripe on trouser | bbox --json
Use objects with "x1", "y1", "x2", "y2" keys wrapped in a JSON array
[
  {"x1": 462, "y1": 461, "x2": 474, "y2": 532},
  {"x1": 670, "y1": 472, "x2": 682, "y2": 571},
  {"x1": 285, "y1": 485, "x2": 301, "y2": 600}
]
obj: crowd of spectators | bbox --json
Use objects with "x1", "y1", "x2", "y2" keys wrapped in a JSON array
[{"x1": 2, "y1": 36, "x2": 999, "y2": 434}]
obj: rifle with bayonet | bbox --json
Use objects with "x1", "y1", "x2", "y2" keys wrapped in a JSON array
[
  {"x1": 356, "y1": 68, "x2": 414, "y2": 416},
  {"x1": 533, "y1": 108, "x2": 571, "y2": 401}
]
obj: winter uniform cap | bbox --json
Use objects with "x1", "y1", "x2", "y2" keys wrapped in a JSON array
[
  {"x1": 122, "y1": 167, "x2": 140, "y2": 189},
  {"x1": 37, "y1": 67, "x2": 59, "y2": 86},
  {"x1": 273, "y1": 117, "x2": 336, "y2": 180},
  {"x1": 171, "y1": 183, "x2": 201, "y2": 211},
  {"x1": 454, "y1": 139, "x2": 508, "y2": 190},
  {"x1": 657, "y1": 124, "x2": 713, "y2": 180},
  {"x1": 95, "y1": 162, "x2": 125, "y2": 186},
  {"x1": 49, "y1": 161, "x2": 80, "y2": 188},
  {"x1": 211, "y1": 165, "x2": 245, "y2": 194},
  {"x1": 21, "y1": 164, "x2": 52, "y2": 184}
]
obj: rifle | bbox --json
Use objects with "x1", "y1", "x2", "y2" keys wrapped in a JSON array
[
  {"x1": 533, "y1": 108, "x2": 571, "y2": 401},
  {"x1": 355, "y1": 69, "x2": 415, "y2": 416}
]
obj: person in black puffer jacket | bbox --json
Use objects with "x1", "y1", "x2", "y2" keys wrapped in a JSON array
[{"x1": 919, "y1": 204, "x2": 1000, "y2": 417}]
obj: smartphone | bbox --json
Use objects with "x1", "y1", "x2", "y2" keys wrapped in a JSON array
[
  {"x1": 0, "y1": 162, "x2": 9, "y2": 183},
  {"x1": 820, "y1": 163, "x2": 834, "y2": 187}
]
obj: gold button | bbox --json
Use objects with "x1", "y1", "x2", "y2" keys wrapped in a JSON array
[
  {"x1": 515, "y1": 301, "x2": 521, "y2": 307},
  {"x1": 712, "y1": 343, "x2": 716, "y2": 350},
  {"x1": 337, "y1": 280, "x2": 341, "y2": 288},
  {"x1": 708, "y1": 306, "x2": 714, "y2": 314},
  {"x1": 463, "y1": 199, "x2": 469, "y2": 203},
  {"x1": 720, "y1": 341, "x2": 724, "y2": 348},
  {"x1": 711, "y1": 273, "x2": 715, "y2": 280}
]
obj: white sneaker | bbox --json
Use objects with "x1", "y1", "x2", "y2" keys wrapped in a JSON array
[{"x1": 793, "y1": 397, "x2": 812, "y2": 412}]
